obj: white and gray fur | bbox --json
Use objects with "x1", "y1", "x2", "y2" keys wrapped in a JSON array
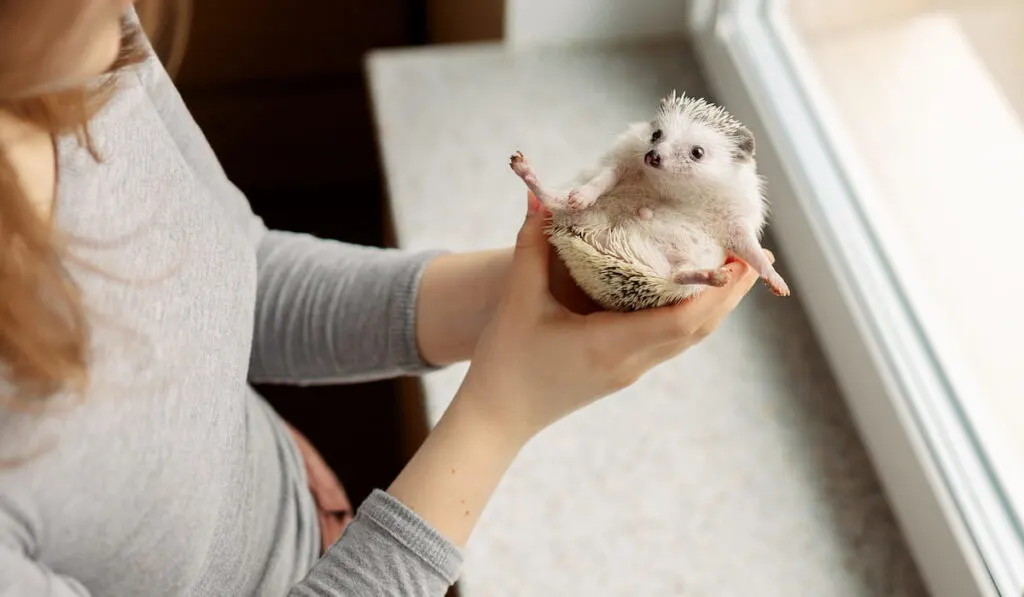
[{"x1": 510, "y1": 90, "x2": 790, "y2": 312}]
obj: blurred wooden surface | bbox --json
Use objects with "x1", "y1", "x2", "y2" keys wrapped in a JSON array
[
  {"x1": 428, "y1": 0, "x2": 503, "y2": 43},
  {"x1": 182, "y1": 86, "x2": 377, "y2": 190},
  {"x1": 175, "y1": 0, "x2": 413, "y2": 86}
]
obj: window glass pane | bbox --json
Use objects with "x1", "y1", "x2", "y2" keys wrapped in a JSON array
[{"x1": 781, "y1": 0, "x2": 1024, "y2": 516}]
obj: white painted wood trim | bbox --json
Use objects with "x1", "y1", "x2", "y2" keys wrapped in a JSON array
[{"x1": 686, "y1": 1, "x2": 1023, "y2": 596}]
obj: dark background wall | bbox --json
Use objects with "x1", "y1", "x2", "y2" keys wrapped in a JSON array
[
  {"x1": 168, "y1": 0, "x2": 502, "y2": 549},
  {"x1": 173, "y1": 0, "x2": 426, "y2": 520}
]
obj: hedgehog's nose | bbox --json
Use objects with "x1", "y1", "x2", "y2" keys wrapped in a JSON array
[{"x1": 644, "y1": 150, "x2": 661, "y2": 168}]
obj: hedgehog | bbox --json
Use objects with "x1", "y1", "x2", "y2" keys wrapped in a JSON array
[{"x1": 509, "y1": 90, "x2": 790, "y2": 312}]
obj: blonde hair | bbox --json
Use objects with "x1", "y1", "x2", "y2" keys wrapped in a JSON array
[{"x1": 0, "y1": 2, "x2": 186, "y2": 408}]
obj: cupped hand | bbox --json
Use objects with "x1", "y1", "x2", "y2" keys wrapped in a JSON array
[{"x1": 454, "y1": 192, "x2": 767, "y2": 443}]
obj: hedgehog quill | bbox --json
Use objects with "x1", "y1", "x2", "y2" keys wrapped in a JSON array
[{"x1": 509, "y1": 91, "x2": 790, "y2": 312}]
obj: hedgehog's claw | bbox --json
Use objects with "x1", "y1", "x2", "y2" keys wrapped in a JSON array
[{"x1": 765, "y1": 273, "x2": 791, "y2": 296}]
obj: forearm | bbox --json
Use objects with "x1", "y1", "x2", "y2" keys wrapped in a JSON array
[
  {"x1": 290, "y1": 381, "x2": 523, "y2": 595},
  {"x1": 415, "y1": 248, "x2": 513, "y2": 366},
  {"x1": 386, "y1": 387, "x2": 526, "y2": 547}
]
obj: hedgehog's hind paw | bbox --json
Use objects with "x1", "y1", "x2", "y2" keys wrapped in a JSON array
[{"x1": 765, "y1": 272, "x2": 791, "y2": 296}]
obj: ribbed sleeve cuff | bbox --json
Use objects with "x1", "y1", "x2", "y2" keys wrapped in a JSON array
[
  {"x1": 389, "y1": 249, "x2": 449, "y2": 374},
  {"x1": 359, "y1": 489, "x2": 464, "y2": 584}
]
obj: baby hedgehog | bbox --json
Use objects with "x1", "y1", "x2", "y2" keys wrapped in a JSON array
[{"x1": 510, "y1": 90, "x2": 790, "y2": 312}]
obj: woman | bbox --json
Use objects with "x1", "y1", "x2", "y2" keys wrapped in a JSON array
[{"x1": 0, "y1": 2, "x2": 764, "y2": 595}]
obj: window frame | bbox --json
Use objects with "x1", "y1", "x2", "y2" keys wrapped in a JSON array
[{"x1": 684, "y1": 1, "x2": 1024, "y2": 596}]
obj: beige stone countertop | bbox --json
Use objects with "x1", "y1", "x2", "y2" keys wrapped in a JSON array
[{"x1": 367, "y1": 38, "x2": 928, "y2": 597}]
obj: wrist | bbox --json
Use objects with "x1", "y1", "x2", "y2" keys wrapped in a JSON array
[
  {"x1": 447, "y1": 378, "x2": 535, "y2": 454},
  {"x1": 386, "y1": 378, "x2": 525, "y2": 547}
]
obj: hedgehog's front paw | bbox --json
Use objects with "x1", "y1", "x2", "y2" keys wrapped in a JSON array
[
  {"x1": 534, "y1": 192, "x2": 569, "y2": 210},
  {"x1": 765, "y1": 272, "x2": 791, "y2": 296},
  {"x1": 566, "y1": 188, "x2": 597, "y2": 211}
]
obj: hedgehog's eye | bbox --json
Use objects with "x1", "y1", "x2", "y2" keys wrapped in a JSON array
[
  {"x1": 690, "y1": 146, "x2": 705, "y2": 161},
  {"x1": 651, "y1": 129, "x2": 663, "y2": 143}
]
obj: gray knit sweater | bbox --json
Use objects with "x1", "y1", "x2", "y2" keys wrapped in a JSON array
[{"x1": 0, "y1": 35, "x2": 462, "y2": 597}]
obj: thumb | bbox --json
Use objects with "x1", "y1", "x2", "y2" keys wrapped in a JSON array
[{"x1": 507, "y1": 192, "x2": 552, "y2": 301}]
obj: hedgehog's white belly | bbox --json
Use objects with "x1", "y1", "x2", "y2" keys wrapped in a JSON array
[
  {"x1": 647, "y1": 215, "x2": 726, "y2": 273},
  {"x1": 546, "y1": 188, "x2": 732, "y2": 311},
  {"x1": 564, "y1": 204, "x2": 725, "y2": 276}
]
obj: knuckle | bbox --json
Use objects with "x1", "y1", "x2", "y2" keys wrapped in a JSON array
[
  {"x1": 610, "y1": 368, "x2": 641, "y2": 390},
  {"x1": 693, "y1": 321, "x2": 717, "y2": 340},
  {"x1": 670, "y1": 315, "x2": 701, "y2": 339}
]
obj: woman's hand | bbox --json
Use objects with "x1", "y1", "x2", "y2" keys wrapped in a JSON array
[
  {"x1": 455, "y1": 192, "x2": 766, "y2": 443},
  {"x1": 387, "y1": 191, "x2": 766, "y2": 549},
  {"x1": 413, "y1": 228, "x2": 600, "y2": 366}
]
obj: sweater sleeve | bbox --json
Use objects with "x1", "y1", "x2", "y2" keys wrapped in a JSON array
[
  {"x1": 0, "y1": 497, "x2": 463, "y2": 597},
  {"x1": 0, "y1": 490, "x2": 462, "y2": 597},
  {"x1": 128, "y1": 25, "x2": 445, "y2": 383},
  {"x1": 289, "y1": 490, "x2": 463, "y2": 596},
  {"x1": 0, "y1": 547, "x2": 92, "y2": 597},
  {"x1": 0, "y1": 503, "x2": 91, "y2": 596},
  {"x1": 249, "y1": 230, "x2": 445, "y2": 383}
]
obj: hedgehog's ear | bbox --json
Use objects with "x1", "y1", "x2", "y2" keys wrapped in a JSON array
[{"x1": 735, "y1": 126, "x2": 755, "y2": 159}]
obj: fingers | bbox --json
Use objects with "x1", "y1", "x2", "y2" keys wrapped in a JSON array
[
  {"x1": 507, "y1": 192, "x2": 553, "y2": 303},
  {"x1": 637, "y1": 261, "x2": 763, "y2": 364},
  {"x1": 682, "y1": 260, "x2": 760, "y2": 331},
  {"x1": 596, "y1": 254, "x2": 764, "y2": 350}
]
